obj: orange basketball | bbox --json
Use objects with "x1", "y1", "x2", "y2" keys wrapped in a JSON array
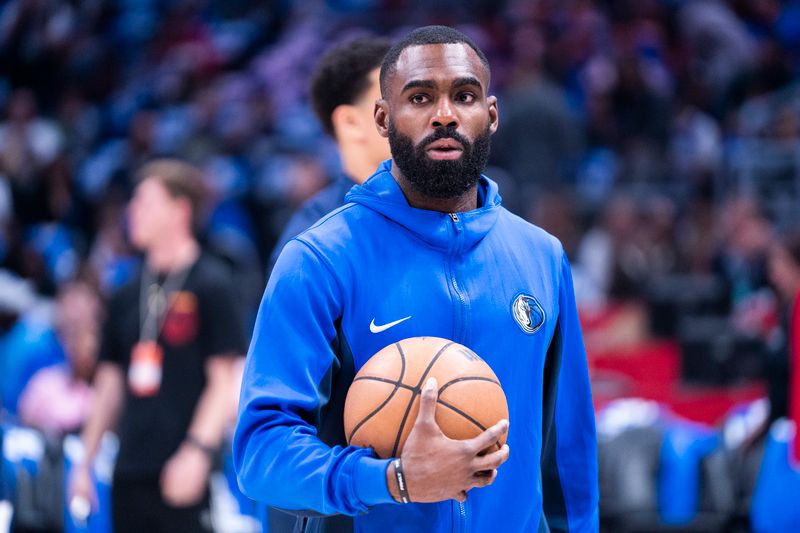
[{"x1": 344, "y1": 337, "x2": 509, "y2": 459}]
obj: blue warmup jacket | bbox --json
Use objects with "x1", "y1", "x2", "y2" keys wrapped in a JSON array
[{"x1": 234, "y1": 160, "x2": 599, "y2": 532}]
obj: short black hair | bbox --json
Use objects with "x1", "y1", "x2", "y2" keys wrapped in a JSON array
[
  {"x1": 379, "y1": 25, "x2": 490, "y2": 96},
  {"x1": 310, "y1": 36, "x2": 391, "y2": 137}
]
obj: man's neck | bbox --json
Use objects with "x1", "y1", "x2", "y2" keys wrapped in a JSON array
[
  {"x1": 146, "y1": 235, "x2": 200, "y2": 273},
  {"x1": 392, "y1": 168, "x2": 478, "y2": 213},
  {"x1": 340, "y1": 146, "x2": 380, "y2": 185}
]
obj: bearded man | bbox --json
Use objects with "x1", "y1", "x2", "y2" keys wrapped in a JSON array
[{"x1": 234, "y1": 26, "x2": 598, "y2": 533}]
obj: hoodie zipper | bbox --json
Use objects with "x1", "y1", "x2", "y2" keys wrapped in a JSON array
[
  {"x1": 457, "y1": 500, "x2": 468, "y2": 533},
  {"x1": 449, "y1": 212, "x2": 469, "y2": 533},
  {"x1": 448, "y1": 213, "x2": 468, "y2": 344}
]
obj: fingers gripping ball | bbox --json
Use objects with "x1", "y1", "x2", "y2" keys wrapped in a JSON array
[{"x1": 344, "y1": 337, "x2": 509, "y2": 458}]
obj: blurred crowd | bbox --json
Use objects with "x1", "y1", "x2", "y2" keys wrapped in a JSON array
[{"x1": 0, "y1": 0, "x2": 800, "y2": 529}]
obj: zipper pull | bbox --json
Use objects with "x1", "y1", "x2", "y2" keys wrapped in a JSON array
[{"x1": 450, "y1": 212, "x2": 459, "y2": 222}]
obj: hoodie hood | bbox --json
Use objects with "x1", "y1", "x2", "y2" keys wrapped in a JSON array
[{"x1": 344, "y1": 160, "x2": 502, "y2": 252}]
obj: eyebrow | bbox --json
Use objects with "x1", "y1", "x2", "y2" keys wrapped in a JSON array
[
  {"x1": 401, "y1": 79, "x2": 436, "y2": 93},
  {"x1": 451, "y1": 76, "x2": 483, "y2": 90},
  {"x1": 400, "y1": 76, "x2": 484, "y2": 94}
]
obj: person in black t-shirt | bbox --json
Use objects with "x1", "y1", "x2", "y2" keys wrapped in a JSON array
[{"x1": 69, "y1": 159, "x2": 246, "y2": 533}]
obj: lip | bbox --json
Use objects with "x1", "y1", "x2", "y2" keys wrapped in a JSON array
[
  {"x1": 427, "y1": 138, "x2": 463, "y2": 151},
  {"x1": 426, "y1": 138, "x2": 464, "y2": 160}
]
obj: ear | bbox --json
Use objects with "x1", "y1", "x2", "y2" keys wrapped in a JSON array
[
  {"x1": 374, "y1": 99, "x2": 390, "y2": 138},
  {"x1": 487, "y1": 95, "x2": 499, "y2": 135},
  {"x1": 331, "y1": 105, "x2": 362, "y2": 143}
]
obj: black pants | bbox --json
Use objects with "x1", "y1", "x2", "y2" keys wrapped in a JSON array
[{"x1": 112, "y1": 476, "x2": 210, "y2": 533}]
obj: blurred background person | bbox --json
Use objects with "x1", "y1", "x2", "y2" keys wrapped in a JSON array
[
  {"x1": 268, "y1": 35, "x2": 391, "y2": 272},
  {"x1": 69, "y1": 159, "x2": 245, "y2": 533},
  {"x1": 17, "y1": 278, "x2": 101, "y2": 436},
  {"x1": 765, "y1": 229, "x2": 800, "y2": 427},
  {"x1": 576, "y1": 193, "x2": 646, "y2": 304}
]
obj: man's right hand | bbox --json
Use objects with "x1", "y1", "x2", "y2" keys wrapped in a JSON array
[{"x1": 387, "y1": 377, "x2": 510, "y2": 503}]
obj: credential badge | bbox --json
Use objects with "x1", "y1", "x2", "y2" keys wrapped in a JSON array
[{"x1": 512, "y1": 294, "x2": 546, "y2": 334}]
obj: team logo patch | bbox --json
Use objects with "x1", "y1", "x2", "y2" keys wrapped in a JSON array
[
  {"x1": 162, "y1": 291, "x2": 199, "y2": 346},
  {"x1": 512, "y1": 294, "x2": 546, "y2": 334}
]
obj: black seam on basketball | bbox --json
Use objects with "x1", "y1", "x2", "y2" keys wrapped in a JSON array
[
  {"x1": 436, "y1": 399, "x2": 487, "y2": 431},
  {"x1": 347, "y1": 383, "x2": 401, "y2": 444},
  {"x1": 414, "y1": 342, "x2": 456, "y2": 389},
  {"x1": 436, "y1": 399, "x2": 502, "y2": 452},
  {"x1": 353, "y1": 376, "x2": 415, "y2": 392},
  {"x1": 434, "y1": 346, "x2": 502, "y2": 451},
  {"x1": 348, "y1": 342, "x2": 408, "y2": 444},
  {"x1": 389, "y1": 341, "x2": 455, "y2": 457},
  {"x1": 437, "y1": 376, "x2": 501, "y2": 395},
  {"x1": 396, "y1": 342, "x2": 407, "y2": 382}
]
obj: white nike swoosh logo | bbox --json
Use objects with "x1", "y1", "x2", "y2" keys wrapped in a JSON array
[{"x1": 369, "y1": 316, "x2": 412, "y2": 333}]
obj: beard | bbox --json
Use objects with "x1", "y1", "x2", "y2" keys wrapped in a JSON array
[{"x1": 388, "y1": 122, "x2": 491, "y2": 199}]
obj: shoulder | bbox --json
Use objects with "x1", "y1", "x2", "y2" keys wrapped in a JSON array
[
  {"x1": 191, "y1": 253, "x2": 237, "y2": 290},
  {"x1": 305, "y1": 178, "x2": 353, "y2": 213},
  {"x1": 493, "y1": 208, "x2": 568, "y2": 293},
  {"x1": 271, "y1": 202, "x2": 378, "y2": 294},
  {"x1": 289, "y1": 179, "x2": 354, "y2": 232},
  {"x1": 107, "y1": 274, "x2": 140, "y2": 309},
  {"x1": 29, "y1": 364, "x2": 70, "y2": 386},
  {"x1": 194, "y1": 252, "x2": 233, "y2": 275},
  {"x1": 495, "y1": 207, "x2": 564, "y2": 258},
  {"x1": 293, "y1": 199, "x2": 377, "y2": 255},
  {"x1": 270, "y1": 179, "x2": 354, "y2": 262}
]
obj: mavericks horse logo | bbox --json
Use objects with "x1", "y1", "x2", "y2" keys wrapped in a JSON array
[{"x1": 512, "y1": 294, "x2": 546, "y2": 334}]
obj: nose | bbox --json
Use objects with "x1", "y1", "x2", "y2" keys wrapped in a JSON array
[{"x1": 430, "y1": 99, "x2": 458, "y2": 129}]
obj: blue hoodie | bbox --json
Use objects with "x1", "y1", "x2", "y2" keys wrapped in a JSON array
[{"x1": 234, "y1": 161, "x2": 599, "y2": 532}]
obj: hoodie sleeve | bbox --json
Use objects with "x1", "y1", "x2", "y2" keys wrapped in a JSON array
[
  {"x1": 233, "y1": 238, "x2": 396, "y2": 515},
  {"x1": 540, "y1": 251, "x2": 599, "y2": 532}
]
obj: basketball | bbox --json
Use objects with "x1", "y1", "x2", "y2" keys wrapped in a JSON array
[{"x1": 344, "y1": 337, "x2": 509, "y2": 459}]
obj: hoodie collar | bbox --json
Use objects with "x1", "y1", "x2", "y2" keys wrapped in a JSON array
[{"x1": 345, "y1": 160, "x2": 502, "y2": 252}]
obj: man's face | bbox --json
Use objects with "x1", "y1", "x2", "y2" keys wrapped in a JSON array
[
  {"x1": 376, "y1": 43, "x2": 498, "y2": 198},
  {"x1": 128, "y1": 177, "x2": 181, "y2": 250}
]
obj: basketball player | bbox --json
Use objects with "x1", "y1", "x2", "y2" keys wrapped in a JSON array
[
  {"x1": 235, "y1": 26, "x2": 598, "y2": 532},
  {"x1": 70, "y1": 160, "x2": 246, "y2": 532},
  {"x1": 267, "y1": 36, "x2": 392, "y2": 273}
]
